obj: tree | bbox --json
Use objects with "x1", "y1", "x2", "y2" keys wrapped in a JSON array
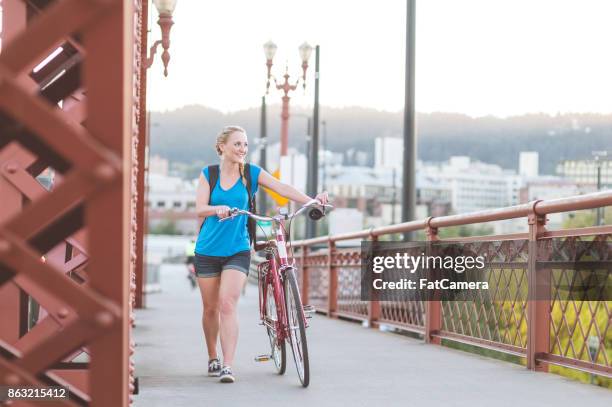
[{"x1": 149, "y1": 219, "x2": 182, "y2": 235}]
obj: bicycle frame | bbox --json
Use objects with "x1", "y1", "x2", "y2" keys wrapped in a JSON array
[
  {"x1": 258, "y1": 219, "x2": 308, "y2": 346},
  {"x1": 222, "y1": 201, "x2": 329, "y2": 350}
]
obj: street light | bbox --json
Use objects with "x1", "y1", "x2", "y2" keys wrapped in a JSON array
[
  {"x1": 263, "y1": 40, "x2": 313, "y2": 157},
  {"x1": 145, "y1": 0, "x2": 178, "y2": 76},
  {"x1": 592, "y1": 150, "x2": 608, "y2": 226},
  {"x1": 135, "y1": 0, "x2": 177, "y2": 309}
]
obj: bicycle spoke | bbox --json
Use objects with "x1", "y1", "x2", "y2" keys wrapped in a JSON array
[
  {"x1": 284, "y1": 269, "x2": 309, "y2": 386},
  {"x1": 264, "y1": 279, "x2": 285, "y2": 374}
]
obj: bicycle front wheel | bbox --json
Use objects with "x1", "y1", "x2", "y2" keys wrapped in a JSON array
[{"x1": 284, "y1": 269, "x2": 310, "y2": 387}]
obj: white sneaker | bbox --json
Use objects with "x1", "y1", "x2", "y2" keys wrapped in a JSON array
[
  {"x1": 219, "y1": 366, "x2": 235, "y2": 383},
  {"x1": 208, "y1": 358, "x2": 221, "y2": 377}
]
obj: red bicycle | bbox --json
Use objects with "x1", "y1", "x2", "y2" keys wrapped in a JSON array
[{"x1": 221, "y1": 200, "x2": 331, "y2": 387}]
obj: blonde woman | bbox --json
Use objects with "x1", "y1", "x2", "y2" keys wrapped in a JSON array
[{"x1": 195, "y1": 125, "x2": 328, "y2": 383}]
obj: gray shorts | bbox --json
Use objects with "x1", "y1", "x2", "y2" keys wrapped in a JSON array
[{"x1": 194, "y1": 251, "x2": 251, "y2": 278}]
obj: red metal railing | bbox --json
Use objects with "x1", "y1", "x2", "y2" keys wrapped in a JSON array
[{"x1": 294, "y1": 191, "x2": 612, "y2": 379}]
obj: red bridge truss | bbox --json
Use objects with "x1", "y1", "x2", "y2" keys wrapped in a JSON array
[{"x1": 0, "y1": 0, "x2": 149, "y2": 405}]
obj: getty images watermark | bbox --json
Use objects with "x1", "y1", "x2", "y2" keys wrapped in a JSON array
[{"x1": 360, "y1": 241, "x2": 611, "y2": 302}]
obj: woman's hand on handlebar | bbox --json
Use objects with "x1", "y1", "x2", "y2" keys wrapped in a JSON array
[
  {"x1": 314, "y1": 191, "x2": 329, "y2": 205},
  {"x1": 215, "y1": 205, "x2": 231, "y2": 219}
]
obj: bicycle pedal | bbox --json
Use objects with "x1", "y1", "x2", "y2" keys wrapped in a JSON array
[
  {"x1": 303, "y1": 305, "x2": 316, "y2": 316},
  {"x1": 254, "y1": 354, "x2": 271, "y2": 362}
]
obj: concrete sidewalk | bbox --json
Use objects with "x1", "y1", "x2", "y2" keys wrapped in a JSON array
[{"x1": 133, "y1": 264, "x2": 611, "y2": 407}]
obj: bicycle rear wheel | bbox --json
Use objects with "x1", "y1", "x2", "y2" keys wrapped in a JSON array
[
  {"x1": 284, "y1": 269, "x2": 310, "y2": 387},
  {"x1": 265, "y1": 280, "x2": 286, "y2": 374}
]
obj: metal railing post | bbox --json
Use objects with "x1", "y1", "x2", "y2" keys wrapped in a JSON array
[
  {"x1": 328, "y1": 240, "x2": 338, "y2": 317},
  {"x1": 425, "y1": 219, "x2": 441, "y2": 344},
  {"x1": 527, "y1": 204, "x2": 549, "y2": 372},
  {"x1": 367, "y1": 234, "x2": 380, "y2": 328}
]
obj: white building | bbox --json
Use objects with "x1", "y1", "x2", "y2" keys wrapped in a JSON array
[
  {"x1": 329, "y1": 208, "x2": 364, "y2": 247},
  {"x1": 520, "y1": 176, "x2": 579, "y2": 202},
  {"x1": 517, "y1": 176, "x2": 583, "y2": 230},
  {"x1": 519, "y1": 152, "x2": 539, "y2": 177},
  {"x1": 321, "y1": 150, "x2": 343, "y2": 166},
  {"x1": 374, "y1": 137, "x2": 403, "y2": 170},
  {"x1": 325, "y1": 165, "x2": 396, "y2": 202},
  {"x1": 324, "y1": 165, "x2": 452, "y2": 227},
  {"x1": 280, "y1": 152, "x2": 307, "y2": 192},
  {"x1": 491, "y1": 175, "x2": 585, "y2": 234},
  {"x1": 149, "y1": 154, "x2": 169, "y2": 176},
  {"x1": 147, "y1": 173, "x2": 197, "y2": 212},
  {"x1": 556, "y1": 158, "x2": 612, "y2": 187},
  {"x1": 421, "y1": 156, "x2": 522, "y2": 215},
  {"x1": 250, "y1": 141, "x2": 311, "y2": 175}
]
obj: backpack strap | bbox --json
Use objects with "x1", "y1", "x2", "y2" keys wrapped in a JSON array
[
  {"x1": 208, "y1": 164, "x2": 219, "y2": 194},
  {"x1": 244, "y1": 163, "x2": 257, "y2": 246},
  {"x1": 244, "y1": 163, "x2": 253, "y2": 204},
  {"x1": 200, "y1": 165, "x2": 219, "y2": 233}
]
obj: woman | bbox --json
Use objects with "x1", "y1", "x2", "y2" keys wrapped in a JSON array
[{"x1": 195, "y1": 125, "x2": 328, "y2": 383}]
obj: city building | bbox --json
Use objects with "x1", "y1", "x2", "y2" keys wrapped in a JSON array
[
  {"x1": 147, "y1": 173, "x2": 197, "y2": 211},
  {"x1": 519, "y1": 151, "x2": 539, "y2": 177},
  {"x1": 324, "y1": 165, "x2": 452, "y2": 228},
  {"x1": 147, "y1": 173, "x2": 198, "y2": 234},
  {"x1": 420, "y1": 156, "x2": 522, "y2": 214},
  {"x1": 556, "y1": 158, "x2": 612, "y2": 188},
  {"x1": 149, "y1": 154, "x2": 169, "y2": 176},
  {"x1": 374, "y1": 137, "x2": 403, "y2": 170},
  {"x1": 280, "y1": 152, "x2": 307, "y2": 192},
  {"x1": 325, "y1": 165, "x2": 394, "y2": 218},
  {"x1": 519, "y1": 176, "x2": 580, "y2": 203},
  {"x1": 329, "y1": 208, "x2": 364, "y2": 247}
]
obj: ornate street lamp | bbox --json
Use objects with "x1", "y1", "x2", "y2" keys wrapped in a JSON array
[
  {"x1": 135, "y1": 0, "x2": 177, "y2": 309},
  {"x1": 145, "y1": 0, "x2": 178, "y2": 76},
  {"x1": 298, "y1": 42, "x2": 313, "y2": 86},
  {"x1": 264, "y1": 40, "x2": 313, "y2": 156}
]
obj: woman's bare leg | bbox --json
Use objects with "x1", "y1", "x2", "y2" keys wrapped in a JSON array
[
  {"x1": 218, "y1": 269, "x2": 247, "y2": 366},
  {"x1": 197, "y1": 276, "x2": 221, "y2": 359}
]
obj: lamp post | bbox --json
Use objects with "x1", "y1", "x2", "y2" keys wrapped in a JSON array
[
  {"x1": 135, "y1": 0, "x2": 177, "y2": 309},
  {"x1": 592, "y1": 150, "x2": 607, "y2": 226},
  {"x1": 145, "y1": 0, "x2": 178, "y2": 76},
  {"x1": 263, "y1": 40, "x2": 313, "y2": 157}
]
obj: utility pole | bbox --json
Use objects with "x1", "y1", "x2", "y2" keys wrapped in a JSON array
[
  {"x1": 305, "y1": 116, "x2": 312, "y2": 220},
  {"x1": 259, "y1": 95, "x2": 267, "y2": 215},
  {"x1": 322, "y1": 120, "x2": 327, "y2": 191},
  {"x1": 305, "y1": 116, "x2": 312, "y2": 169},
  {"x1": 306, "y1": 45, "x2": 321, "y2": 239},
  {"x1": 311, "y1": 45, "x2": 320, "y2": 199},
  {"x1": 402, "y1": 0, "x2": 417, "y2": 241}
]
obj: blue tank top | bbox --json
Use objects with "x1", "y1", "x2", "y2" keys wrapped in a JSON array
[{"x1": 195, "y1": 164, "x2": 261, "y2": 257}]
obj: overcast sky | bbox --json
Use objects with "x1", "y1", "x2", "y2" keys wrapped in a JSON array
[{"x1": 146, "y1": 0, "x2": 612, "y2": 117}]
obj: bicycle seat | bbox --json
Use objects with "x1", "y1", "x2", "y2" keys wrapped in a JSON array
[{"x1": 254, "y1": 240, "x2": 274, "y2": 251}]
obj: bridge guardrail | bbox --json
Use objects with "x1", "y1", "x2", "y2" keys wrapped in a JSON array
[{"x1": 289, "y1": 191, "x2": 612, "y2": 381}]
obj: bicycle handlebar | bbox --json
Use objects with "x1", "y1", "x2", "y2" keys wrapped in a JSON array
[{"x1": 218, "y1": 199, "x2": 333, "y2": 223}]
